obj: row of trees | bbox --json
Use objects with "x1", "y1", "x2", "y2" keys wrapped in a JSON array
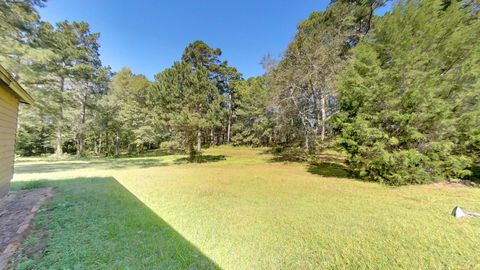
[
  {"x1": 2, "y1": 0, "x2": 269, "y2": 159},
  {"x1": 268, "y1": 0, "x2": 479, "y2": 184},
  {"x1": 3, "y1": 0, "x2": 479, "y2": 184},
  {"x1": 2, "y1": 0, "x2": 110, "y2": 157},
  {"x1": 268, "y1": 0, "x2": 382, "y2": 151}
]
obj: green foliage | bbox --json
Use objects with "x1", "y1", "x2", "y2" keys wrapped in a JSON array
[
  {"x1": 16, "y1": 120, "x2": 53, "y2": 156},
  {"x1": 267, "y1": 1, "x2": 384, "y2": 152},
  {"x1": 182, "y1": 40, "x2": 243, "y2": 145},
  {"x1": 337, "y1": 0, "x2": 480, "y2": 185},
  {"x1": 159, "y1": 140, "x2": 184, "y2": 154},
  {"x1": 6, "y1": 0, "x2": 477, "y2": 188},
  {"x1": 0, "y1": 0, "x2": 45, "y2": 72},
  {"x1": 231, "y1": 77, "x2": 273, "y2": 145},
  {"x1": 150, "y1": 61, "x2": 221, "y2": 159},
  {"x1": 98, "y1": 68, "x2": 154, "y2": 155},
  {"x1": 469, "y1": 164, "x2": 480, "y2": 184},
  {"x1": 14, "y1": 17, "x2": 107, "y2": 157},
  {"x1": 182, "y1": 40, "x2": 223, "y2": 73}
]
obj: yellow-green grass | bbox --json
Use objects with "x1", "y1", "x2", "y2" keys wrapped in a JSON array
[{"x1": 12, "y1": 146, "x2": 480, "y2": 269}]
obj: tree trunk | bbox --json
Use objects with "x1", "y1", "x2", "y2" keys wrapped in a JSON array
[
  {"x1": 114, "y1": 132, "x2": 120, "y2": 156},
  {"x1": 210, "y1": 129, "x2": 215, "y2": 146},
  {"x1": 55, "y1": 126, "x2": 63, "y2": 158},
  {"x1": 301, "y1": 118, "x2": 310, "y2": 152},
  {"x1": 77, "y1": 90, "x2": 87, "y2": 155},
  {"x1": 77, "y1": 134, "x2": 84, "y2": 155},
  {"x1": 75, "y1": 139, "x2": 79, "y2": 156},
  {"x1": 305, "y1": 132, "x2": 309, "y2": 152},
  {"x1": 105, "y1": 132, "x2": 109, "y2": 155},
  {"x1": 94, "y1": 139, "x2": 98, "y2": 155},
  {"x1": 227, "y1": 92, "x2": 233, "y2": 143},
  {"x1": 189, "y1": 139, "x2": 195, "y2": 161},
  {"x1": 320, "y1": 95, "x2": 326, "y2": 142},
  {"x1": 298, "y1": 107, "x2": 310, "y2": 152},
  {"x1": 197, "y1": 129, "x2": 202, "y2": 153},
  {"x1": 55, "y1": 77, "x2": 65, "y2": 158},
  {"x1": 227, "y1": 117, "x2": 232, "y2": 144}
]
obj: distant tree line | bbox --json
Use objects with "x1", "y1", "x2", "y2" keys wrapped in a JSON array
[{"x1": 2, "y1": 0, "x2": 479, "y2": 184}]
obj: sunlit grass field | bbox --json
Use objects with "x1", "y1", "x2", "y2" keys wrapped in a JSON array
[{"x1": 12, "y1": 146, "x2": 480, "y2": 269}]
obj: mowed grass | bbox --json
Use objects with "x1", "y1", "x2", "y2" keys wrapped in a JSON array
[{"x1": 12, "y1": 146, "x2": 480, "y2": 269}]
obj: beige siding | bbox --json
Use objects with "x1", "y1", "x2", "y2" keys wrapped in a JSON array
[{"x1": 0, "y1": 84, "x2": 19, "y2": 198}]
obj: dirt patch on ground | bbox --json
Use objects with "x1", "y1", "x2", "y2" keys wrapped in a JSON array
[{"x1": 0, "y1": 188, "x2": 53, "y2": 269}]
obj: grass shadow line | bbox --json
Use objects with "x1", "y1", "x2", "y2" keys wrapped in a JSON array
[
  {"x1": 173, "y1": 155, "x2": 227, "y2": 164},
  {"x1": 10, "y1": 177, "x2": 220, "y2": 269},
  {"x1": 14, "y1": 158, "x2": 171, "y2": 174}
]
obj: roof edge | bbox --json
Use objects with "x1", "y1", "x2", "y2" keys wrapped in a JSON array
[{"x1": 0, "y1": 64, "x2": 34, "y2": 104}]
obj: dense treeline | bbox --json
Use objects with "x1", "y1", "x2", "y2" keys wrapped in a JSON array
[
  {"x1": 337, "y1": 0, "x2": 480, "y2": 184},
  {"x1": 2, "y1": 0, "x2": 479, "y2": 184}
]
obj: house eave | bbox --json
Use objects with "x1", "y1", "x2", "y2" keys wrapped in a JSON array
[{"x1": 0, "y1": 65, "x2": 34, "y2": 104}]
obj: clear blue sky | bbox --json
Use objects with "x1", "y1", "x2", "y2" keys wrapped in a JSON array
[{"x1": 38, "y1": 1, "x2": 391, "y2": 79}]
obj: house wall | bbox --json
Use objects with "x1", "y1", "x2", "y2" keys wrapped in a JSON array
[{"x1": 0, "y1": 83, "x2": 19, "y2": 198}]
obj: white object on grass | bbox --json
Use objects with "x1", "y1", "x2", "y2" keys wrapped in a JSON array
[
  {"x1": 452, "y1": 206, "x2": 467, "y2": 218},
  {"x1": 452, "y1": 206, "x2": 480, "y2": 218}
]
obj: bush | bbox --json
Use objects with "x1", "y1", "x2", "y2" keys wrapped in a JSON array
[
  {"x1": 339, "y1": 122, "x2": 473, "y2": 185},
  {"x1": 159, "y1": 140, "x2": 184, "y2": 154}
]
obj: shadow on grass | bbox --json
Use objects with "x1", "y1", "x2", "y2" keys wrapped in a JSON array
[
  {"x1": 269, "y1": 155, "x2": 305, "y2": 163},
  {"x1": 14, "y1": 158, "x2": 170, "y2": 174},
  {"x1": 261, "y1": 147, "x2": 354, "y2": 179},
  {"x1": 11, "y1": 177, "x2": 219, "y2": 269},
  {"x1": 307, "y1": 163, "x2": 354, "y2": 179},
  {"x1": 260, "y1": 148, "x2": 306, "y2": 163},
  {"x1": 15, "y1": 155, "x2": 228, "y2": 175},
  {"x1": 173, "y1": 155, "x2": 227, "y2": 164}
]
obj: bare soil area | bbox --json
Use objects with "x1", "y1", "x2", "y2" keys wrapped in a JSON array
[{"x1": 0, "y1": 188, "x2": 53, "y2": 269}]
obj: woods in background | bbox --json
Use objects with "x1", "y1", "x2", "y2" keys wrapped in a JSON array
[{"x1": 2, "y1": 0, "x2": 479, "y2": 185}]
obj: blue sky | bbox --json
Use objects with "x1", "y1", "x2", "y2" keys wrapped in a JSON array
[{"x1": 38, "y1": 1, "x2": 392, "y2": 79}]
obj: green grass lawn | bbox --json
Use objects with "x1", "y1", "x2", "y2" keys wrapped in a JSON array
[{"x1": 12, "y1": 146, "x2": 480, "y2": 269}]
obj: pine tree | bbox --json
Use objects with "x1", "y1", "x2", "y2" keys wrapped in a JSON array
[
  {"x1": 0, "y1": 0, "x2": 45, "y2": 73},
  {"x1": 33, "y1": 21, "x2": 102, "y2": 157},
  {"x1": 232, "y1": 77, "x2": 274, "y2": 146},
  {"x1": 182, "y1": 40, "x2": 242, "y2": 144},
  {"x1": 337, "y1": 0, "x2": 480, "y2": 185},
  {"x1": 150, "y1": 62, "x2": 221, "y2": 161}
]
